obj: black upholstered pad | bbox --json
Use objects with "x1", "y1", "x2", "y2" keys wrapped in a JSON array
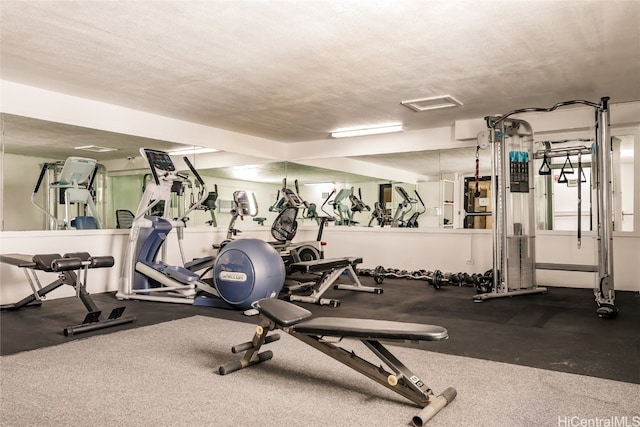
[
  {"x1": 256, "y1": 298, "x2": 312, "y2": 327},
  {"x1": 289, "y1": 257, "x2": 363, "y2": 274},
  {"x1": 0, "y1": 253, "x2": 65, "y2": 272},
  {"x1": 0, "y1": 254, "x2": 38, "y2": 268},
  {"x1": 292, "y1": 317, "x2": 448, "y2": 342}
]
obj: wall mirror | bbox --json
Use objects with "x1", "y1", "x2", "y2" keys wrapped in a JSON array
[
  {"x1": 533, "y1": 134, "x2": 635, "y2": 232},
  {"x1": 2, "y1": 113, "x2": 633, "y2": 232}
]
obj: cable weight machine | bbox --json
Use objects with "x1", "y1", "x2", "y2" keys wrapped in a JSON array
[{"x1": 474, "y1": 97, "x2": 618, "y2": 319}]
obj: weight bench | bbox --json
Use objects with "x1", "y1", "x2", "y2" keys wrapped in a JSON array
[
  {"x1": 219, "y1": 298, "x2": 456, "y2": 426},
  {"x1": 1, "y1": 252, "x2": 136, "y2": 336},
  {"x1": 285, "y1": 257, "x2": 382, "y2": 307}
]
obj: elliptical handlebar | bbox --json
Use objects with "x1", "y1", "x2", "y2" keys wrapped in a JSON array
[
  {"x1": 33, "y1": 163, "x2": 50, "y2": 195},
  {"x1": 414, "y1": 190, "x2": 426, "y2": 212},
  {"x1": 31, "y1": 162, "x2": 60, "y2": 227},
  {"x1": 181, "y1": 156, "x2": 206, "y2": 187},
  {"x1": 320, "y1": 188, "x2": 337, "y2": 219},
  {"x1": 174, "y1": 158, "x2": 209, "y2": 223}
]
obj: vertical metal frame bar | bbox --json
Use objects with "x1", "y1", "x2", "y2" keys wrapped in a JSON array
[{"x1": 595, "y1": 97, "x2": 615, "y2": 302}]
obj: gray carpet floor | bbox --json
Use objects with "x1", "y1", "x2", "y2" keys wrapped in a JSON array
[{"x1": 1, "y1": 315, "x2": 638, "y2": 427}]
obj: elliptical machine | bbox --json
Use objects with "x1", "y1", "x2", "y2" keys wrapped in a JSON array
[
  {"x1": 269, "y1": 178, "x2": 327, "y2": 270},
  {"x1": 391, "y1": 186, "x2": 422, "y2": 227},
  {"x1": 117, "y1": 148, "x2": 285, "y2": 311},
  {"x1": 404, "y1": 190, "x2": 426, "y2": 228},
  {"x1": 321, "y1": 187, "x2": 368, "y2": 226}
]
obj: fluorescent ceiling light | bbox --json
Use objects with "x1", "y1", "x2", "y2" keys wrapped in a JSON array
[
  {"x1": 401, "y1": 95, "x2": 463, "y2": 112},
  {"x1": 74, "y1": 145, "x2": 118, "y2": 153},
  {"x1": 166, "y1": 146, "x2": 219, "y2": 156},
  {"x1": 304, "y1": 182, "x2": 334, "y2": 186},
  {"x1": 331, "y1": 124, "x2": 404, "y2": 138}
]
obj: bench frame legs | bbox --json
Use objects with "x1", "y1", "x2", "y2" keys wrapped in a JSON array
[
  {"x1": 287, "y1": 263, "x2": 383, "y2": 307},
  {"x1": 1, "y1": 265, "x2": 135, "y2": 336},
  {"x1": 219, "y1": 316, "x2": 455, "y2": 426}
]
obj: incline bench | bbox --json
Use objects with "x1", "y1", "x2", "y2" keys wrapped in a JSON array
[
  {"x1": 285, "y1": 256, "x2": 383, "y2": 307},
  {"x1": 1, "y1": 252, "x2": 135, "y2": 336},
  {"x1": 219, "y1": 298, "x2": 456, "y2": 426}
]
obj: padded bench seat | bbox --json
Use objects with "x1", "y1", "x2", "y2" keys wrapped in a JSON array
[
  {"x1": 289, "y1": 257, "x2": 362, "y2": 274},
  {"x1": 292, "y1": 317, "x2": 448, "y2": 342},
  {"x1": 255, "y1": 298, "x2": 448, "y2": 341},
  {"x1": 0, "y1": 254, "x2": 39, "y2": 269},
  {"x1": 256, "y1": 298, "x2": 312, "y2": 326},
  {"x1": 1, "y1": 253, "x2": 114, "y2": 272}
]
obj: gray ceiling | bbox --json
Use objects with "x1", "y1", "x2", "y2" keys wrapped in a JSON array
[{"x1": 1, "y1": 1, "x2": 639, "y2": 181}]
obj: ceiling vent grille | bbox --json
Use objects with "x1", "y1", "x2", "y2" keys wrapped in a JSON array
[
  {"x1": 401, "y1": 95, "x2": 463, "y2": 112},
  {"x1": 74, "y1": 145, "x2": 118, "y2": 153}
]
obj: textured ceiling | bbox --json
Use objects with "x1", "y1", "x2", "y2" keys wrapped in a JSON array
[{"x1": 1, "y1": 0, "x2": 639, "y2": 182}]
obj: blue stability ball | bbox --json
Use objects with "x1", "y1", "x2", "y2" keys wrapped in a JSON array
[{"x1": 213, "y1": 238, "x2": 286, "y2": 310}]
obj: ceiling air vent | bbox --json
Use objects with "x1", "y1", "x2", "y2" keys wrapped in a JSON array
[
  {"x1": 74, "y1": 145, "x2": 118, "y2": 153},
  {"x1": 401, "y1": 95, "x2": 463, "y2": 112}
]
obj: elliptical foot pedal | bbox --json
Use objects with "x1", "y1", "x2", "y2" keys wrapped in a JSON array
[
  {"x1": 107, "y1": 306, "x2": 126, "y2": 320},
  {"x1": 596, "y1": 304, "x2": 619, "y2": 319},
  {"x1": 82, "y1": 311, "x2": 102, "y2": 324}
]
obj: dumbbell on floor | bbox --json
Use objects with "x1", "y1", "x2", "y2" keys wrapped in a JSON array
[{"x1": 426, "y1": 270, "x2": 450, "y2": 289}]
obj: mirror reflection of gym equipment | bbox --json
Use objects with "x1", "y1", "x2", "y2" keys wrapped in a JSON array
[
  {"x1": 31, "y1": 156, "x2": 105, "y2": 230},
  {"x1": 391, "y1": 186, "x2": 426, "y2": 228},
  {"x1": 463, "y1": 176, "x2": 492, "y2": 229}
]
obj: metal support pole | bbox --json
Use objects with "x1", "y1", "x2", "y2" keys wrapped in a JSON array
[{"x1": 594, "y1": 97, "x2": 617, "y2": 318}]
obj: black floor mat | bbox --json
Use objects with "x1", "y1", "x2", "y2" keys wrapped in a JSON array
[{"x1": 2, "y1": 277, "x2": 638, "y2": 384}]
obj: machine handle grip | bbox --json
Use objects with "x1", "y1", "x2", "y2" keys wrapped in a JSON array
[
  {"x1": 33, "y1": 163, "x2": 51, "y2": 194},
  {"x1": 182, "y1": 156, "x2": 205, "y2": 186},
  {"x1": 87, "y1": 165, "x2": 98, "y2": 191},
  {"x1": 321, "y1": 188, "x2": 336, "y2": 206}
]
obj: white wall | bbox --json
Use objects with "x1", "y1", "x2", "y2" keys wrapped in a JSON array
[{"x1": 2, "y1": 153, "x2": 66, "y2": 231}]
